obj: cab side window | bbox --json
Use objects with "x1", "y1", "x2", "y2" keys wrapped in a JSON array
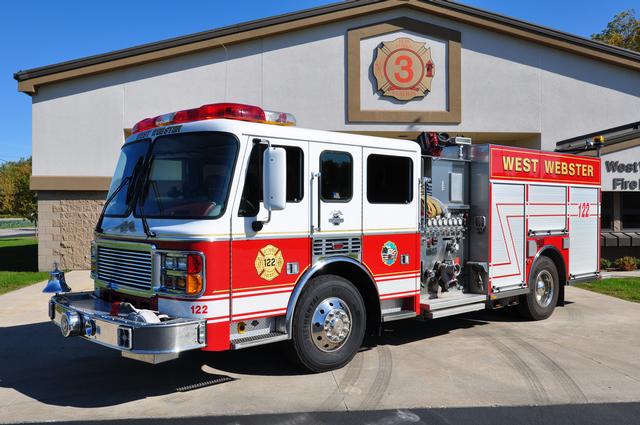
[
  {"x1": 239, "y1": 144, "x2": 304, "y2": 217},
  {"x1": 320, "y1": 151, "x2": 353, "y2": 202},
  {"x1": 367, "y1": 154, "x2": 413, "y2": 204}
]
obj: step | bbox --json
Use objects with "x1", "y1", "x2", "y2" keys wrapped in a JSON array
[
  {"x1": 421, "y1": 292, "x2": 487, "y2": 312},
  {"x1": 381, "y1": 310, "x2": 417, "y2": 323},
  {"x1": 230, "y1": 331, "x2": 288, "y2": 349},
  {"x1": 426, "y1": 302, "x2": 486, "y2": 319}
]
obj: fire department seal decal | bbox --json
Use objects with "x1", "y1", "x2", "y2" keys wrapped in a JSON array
[
  {"x1": 255, "y1": 244, "x2": 284, "y2": 281},
  {"x1": 381, "y1": 241, "x2": 398, "y2": 266},
  {"x1": 372, "y1": 37, "x2": 435, "y2": 101}
]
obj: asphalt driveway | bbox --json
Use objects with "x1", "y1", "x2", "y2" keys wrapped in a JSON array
[{"x1": 1, "y1": 272, "x2": 639, "y2": 423}]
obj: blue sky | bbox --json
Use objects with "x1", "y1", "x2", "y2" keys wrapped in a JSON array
[{"x1": 2, "y1": 0, "x2": 638, "y2": 162}]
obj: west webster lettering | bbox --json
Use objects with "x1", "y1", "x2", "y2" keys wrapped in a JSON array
[
  {"x1": 502, "y1": 156, "x2": 594, "y2": 177},
  {"x1": 605, "y1": 161, "x2": 640, "y2": 190}
]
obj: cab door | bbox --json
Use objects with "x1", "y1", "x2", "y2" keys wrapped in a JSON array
[
  {"x1": 309, "y1": 143, "x2": 362, "y2": 237},
  {"x1": 229, "y1": 136, "x2": 310, "y2": 326}
]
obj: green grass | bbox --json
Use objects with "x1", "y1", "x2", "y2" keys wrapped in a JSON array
[
  {"x1": 576, "y1": 278, "x2": 640, "y2": 303},
  {"x1": 0, "y1": 237, "x2": 48, "y2": 294},
  {"x1": 0, "y1": 271, "x2": 49, "y2": 295}
]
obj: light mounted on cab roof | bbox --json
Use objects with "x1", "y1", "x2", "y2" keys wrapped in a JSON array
[{"x1": 131, "y1": 103, "x2": 296, "y2": 134}]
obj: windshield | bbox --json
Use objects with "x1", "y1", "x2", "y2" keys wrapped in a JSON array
[
  {"x1": 103, "y1": 140, "x2": 149, "y2": 217},
  {"x1": 138, "y1": 132, "x2": 238, "y2": 219}
]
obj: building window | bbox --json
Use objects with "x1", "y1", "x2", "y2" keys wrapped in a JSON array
[
  {"x1": 239, "y1": 144, "x2": 304, "y2": 217},
  {"x1": 367, "y1": 154, "x2": 413, "y2": 204},
  {"x1": 621, "y1": 192, "x2": 640, "y2": 230},
  {"x1": 601, "y1": 192, "x2": 613, "y2": 230},
  {"x1": 320, "y1": 151, "x2": 353, "y2": 202}
]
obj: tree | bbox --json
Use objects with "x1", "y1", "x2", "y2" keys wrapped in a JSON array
[
  {"x1": 592, "y1": 9, "x2": 640, "y2": 52},
  {"x1": 0, "y1": 158, "x2": 37, "y2": 222}
]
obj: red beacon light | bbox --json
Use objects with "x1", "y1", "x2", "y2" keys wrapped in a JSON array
[{"x1": 131, "y1": 103, "x2": 296, "y2": 134}]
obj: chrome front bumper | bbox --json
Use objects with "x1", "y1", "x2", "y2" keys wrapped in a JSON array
[{"x1": 49, "y1": 292, "x2": 206, "y2": 363}]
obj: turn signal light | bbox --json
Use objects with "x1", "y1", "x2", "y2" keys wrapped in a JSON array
[{"x1": 186, "y1": 274, "x2": 203, "y2": 295}]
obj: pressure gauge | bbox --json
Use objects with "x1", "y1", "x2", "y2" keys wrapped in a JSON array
[
  {"x1": 427, "y1": 219, "x2": 433, "y2": 227},
  {"x1": 437, "y1": 218, "x2": 443, "y2": 226}
]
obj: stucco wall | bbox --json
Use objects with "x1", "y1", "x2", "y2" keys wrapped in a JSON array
[{"x1": 31, "y1": 7, "x2": 640, "y2": 179}]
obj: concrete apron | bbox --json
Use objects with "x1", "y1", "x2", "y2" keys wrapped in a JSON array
[{"x1": 1, "y1": 272, "x2": 639, "y2": 423}]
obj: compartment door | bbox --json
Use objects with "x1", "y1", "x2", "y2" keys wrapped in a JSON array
[
  {"x1": 490, "y1": 183, "x2": 525, "y2": 291},
  {"x1": 569, "y1": 187, "x2": 599, "y2": 276}
]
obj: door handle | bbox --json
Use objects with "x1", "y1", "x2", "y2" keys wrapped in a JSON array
[{"x1": 311, "y1": 172, "x2": 321, "y2": 232}]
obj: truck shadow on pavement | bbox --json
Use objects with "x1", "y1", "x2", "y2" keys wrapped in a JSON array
[{"x1": 0, "y1": 309, "x2": 515, "y2": 408}]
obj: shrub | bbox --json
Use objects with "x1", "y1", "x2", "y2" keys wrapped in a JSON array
[
  {"x1": 600, "y1": 258, "x2": 613, "y2": 270},
  {"x1": 614, "y1": 256, "x2": 638, "y2": 271}
]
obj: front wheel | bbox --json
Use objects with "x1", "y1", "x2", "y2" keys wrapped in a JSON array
[
  {"x1": 518, "y1": 256, "x2": 559, "y2": 320},
  {"x1": 291, "y1": 274, "x2": 366, "y2": 372}
]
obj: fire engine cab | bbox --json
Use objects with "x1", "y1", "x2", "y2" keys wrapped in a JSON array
[{"x1": 46, "y1": 103, "x2": 601, "y2": 372}]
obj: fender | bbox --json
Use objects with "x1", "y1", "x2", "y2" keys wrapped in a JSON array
[
  {"x1": 530, "y1": 244, "x2": 568, "y2": 285},
  {"x1": 283, "y1": 256, "x2": 379, "y2": 336}
]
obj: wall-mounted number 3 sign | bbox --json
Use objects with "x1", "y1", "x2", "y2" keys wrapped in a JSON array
[{"x1": 394, "y1": 55, "x2": 413, "y2": 83}]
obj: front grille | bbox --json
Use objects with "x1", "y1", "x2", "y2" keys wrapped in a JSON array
[
  {"x1": 97, "y1": 246, "x2": 152, "y2": 292},
  {"x1": 313, "y1": 237, "x2": 361, "y2": 257}
]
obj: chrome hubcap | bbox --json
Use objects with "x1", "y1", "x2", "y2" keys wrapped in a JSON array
[
  {"x1": 535, "y1": 270, "x2": 554, "y2": 308},
  {"x1": 311, "y1": 297, "x2": 352, "y2": 352}
]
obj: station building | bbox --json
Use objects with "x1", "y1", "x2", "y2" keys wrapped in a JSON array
[
  {"x1": 14, "y1": 0, "x2": 640, "y2": 270},
  {"x1": 556, "y1": 122, "x2": 640, "y2": 260}
]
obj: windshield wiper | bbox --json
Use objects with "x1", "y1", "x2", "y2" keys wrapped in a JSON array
[
  {"x1": 138, "y1": 200, "x2": 156, "y2": 238},
  {"x1": 95, "y1": 176, "x2": 131, "y2": 234},
  {"x1": 136, "y1": 161, "x2": 156, "y2": 238}
]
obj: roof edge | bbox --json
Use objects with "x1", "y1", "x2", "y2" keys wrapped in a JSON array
[
  {"x1": 13, "y1": 0, "x2": 378, "y2": 82},
  {"x1": 15, "y1": 0, "x2": 640, "y2": 94},
  {"x1": 430, "y1": 0, "x2": 640, "y2": 61}
]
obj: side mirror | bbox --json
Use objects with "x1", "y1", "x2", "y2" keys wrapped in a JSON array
[{"x1": 263, "y1": 146, "x2": 286, "y2": 211}]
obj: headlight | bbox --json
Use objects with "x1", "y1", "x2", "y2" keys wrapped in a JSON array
[{"x1": 160, "y1": 253, "x2": 204, "y2": 295}]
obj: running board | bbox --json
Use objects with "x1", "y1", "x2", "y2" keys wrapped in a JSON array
[
  {"x1": 382, "y1": 310, "x2": 417, "y2": 323},
  {"x1": 420, "y1": 293, "x2": 487, "y2": 319},
  {"x1": 421, "y1": 293, "x2": 487, "y2": 311},
  {"x1": 231, "y1": 331, "x2": 288, "y2": 350},
  {"x1": 425, "y1": 302, "x2": 486, "y2": 319}
]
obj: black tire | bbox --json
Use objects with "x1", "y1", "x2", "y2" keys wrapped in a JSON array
[
  {"x1": 291, "y1": 274, "x2": 366, "y2": 372},
  {"x1": 518, "y1": 256, "x2": 559, "y2": 320}
]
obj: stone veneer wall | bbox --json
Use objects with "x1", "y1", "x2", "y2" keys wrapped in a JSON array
[{"x1": 37, "y1": 191, "x2": 107, "y2": 271}]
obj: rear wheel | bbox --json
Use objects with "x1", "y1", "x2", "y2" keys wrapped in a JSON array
[
  {"x1": 291, "y1": 274, "x2": 366, "y2": 372},
  {"x1": 518, "y1": 256, "x2": 559, "y2": 320}
]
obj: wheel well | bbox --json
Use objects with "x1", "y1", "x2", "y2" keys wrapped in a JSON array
[
  {"x1": 315, "y1": 261, "x2": 381, "y2": 334},
  {"x1": 537, "y1": 247, "x2": 567, "y2": 286}
]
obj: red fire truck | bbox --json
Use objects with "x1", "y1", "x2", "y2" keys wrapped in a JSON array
[{"x1": 46, "y1": 103, "x2": 601, "y2": 371}]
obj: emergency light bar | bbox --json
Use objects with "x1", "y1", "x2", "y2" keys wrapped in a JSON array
[{"x1": 132, "y1": 103, "x2": 296, "y2": 134}]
